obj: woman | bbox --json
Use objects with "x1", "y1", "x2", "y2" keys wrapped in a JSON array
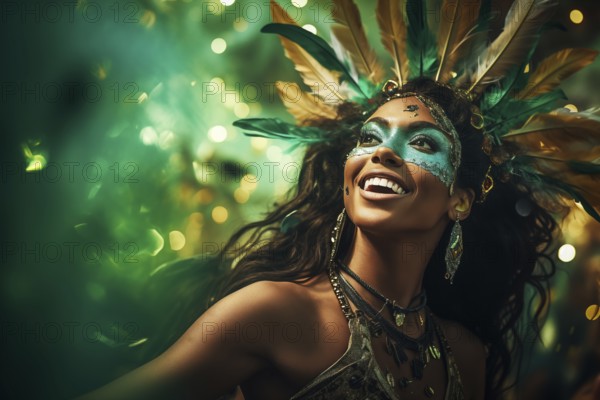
[{"x1": 77, "y1": 0, "x2": 600, "y2": 399}]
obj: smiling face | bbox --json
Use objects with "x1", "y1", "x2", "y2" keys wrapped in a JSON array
[{"x1": 344, "y1": 96, "x2": 461, "y2": 235}]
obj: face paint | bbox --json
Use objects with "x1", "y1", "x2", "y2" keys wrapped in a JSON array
[{"x1": 347, "y1": 119, "x2": 456, "y2": 187}]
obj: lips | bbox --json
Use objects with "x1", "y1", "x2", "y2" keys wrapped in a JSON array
[{"x1": 358, "y1": 172, "x2": 410, "y2": 195}]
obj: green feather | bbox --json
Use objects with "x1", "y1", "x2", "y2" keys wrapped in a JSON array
[
  {"x1": 261, "y1": 23, "x2": 366, "y2": 98},
  {"x1": 487, "y1": 89, "x2": 566, "y2": 136},
  {"x1": 406, "y1": 0, "x2": 437, "y2": 78},
  {"x1": 233, "y1": 118, "x2": 330, "y2": 148}
]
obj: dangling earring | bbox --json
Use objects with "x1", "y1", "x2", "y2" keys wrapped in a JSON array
[
  {"x1": 444, "y1": 212, "x2": 463, "y2": 284},
  {"x1": 329, "y1": 209, "x2": 347, "y2": 263}
]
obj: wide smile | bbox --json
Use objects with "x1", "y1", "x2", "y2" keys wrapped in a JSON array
[{"x1": 357, "y1": 172, "x2": 411, "y2": 199}]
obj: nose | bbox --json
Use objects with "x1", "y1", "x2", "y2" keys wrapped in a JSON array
[{"x1": 371, "y1": 146, "x2": 404, "y2": 167}]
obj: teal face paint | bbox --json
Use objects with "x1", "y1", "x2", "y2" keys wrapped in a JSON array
[{"x1": 347, "y1": 118, "x2": 456, "y2": 187}]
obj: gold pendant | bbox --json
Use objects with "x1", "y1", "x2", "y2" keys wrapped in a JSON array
[
  {"x1": 386, "y1": 372, "x2": 395, "y2": 387},
  {"x1": 428, "y1": 344, "x2": 441, "y2": 360},
  {"x1": 394, "y1": 311, "x2": 405, "y2": 327},
  {"x1": 424, "y1": 386, "x2": 435, "y2": 397}
]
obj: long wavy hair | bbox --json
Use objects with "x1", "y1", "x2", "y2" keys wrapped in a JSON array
[{"x1": 158, "y1": 78, "x2": 558, "y2": 399}]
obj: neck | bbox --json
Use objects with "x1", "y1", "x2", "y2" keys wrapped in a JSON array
[{"x1": 341, "y1": 226, "x2": 445, "y2": 309}]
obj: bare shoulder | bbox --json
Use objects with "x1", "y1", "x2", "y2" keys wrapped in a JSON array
[
  {"x1": 204, "y1": 280, "x2": 316, "y2": 324},
  {"x1": 434, "y1": 315, "x2": 487, "y2": 400},
  {"x1": 198, "y1": 280, "x2": 320, "y2": 351}
]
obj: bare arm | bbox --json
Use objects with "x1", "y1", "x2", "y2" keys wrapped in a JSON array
[{"x1": 75, "y1": 281, "x2": 286, "y2": 400}]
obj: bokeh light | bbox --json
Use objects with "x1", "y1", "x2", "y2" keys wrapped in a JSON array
[
  {"x1": 208, "y1": 125, "x2": 228, "y2": 142},
  {"x1": 169, "y1": 231, "x2": 186, "y2": 251},
  {"x1": 585, "y1": 304, "x2": 600, "y2": 321},
  {"x1": 211, "y1": 38, "x2": 227, "y2": 54},
  {"x1": 212, "y1": 206, "x2": 229, "y2": 224},
  {"x1": 570, "y1": 9, "x2": 584, "y2": 24},
  {"x1": 557, "y1": 244, "x2": 576, "y2": 262}
]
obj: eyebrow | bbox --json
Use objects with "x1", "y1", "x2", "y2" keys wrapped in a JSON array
[{"x1": 364, "y1": 117, "x2": 453, "y2": 141}]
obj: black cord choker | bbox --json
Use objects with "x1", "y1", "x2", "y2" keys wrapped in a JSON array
[{"x1": 338, "y1": 261, "x2": 427, "y2": 327}]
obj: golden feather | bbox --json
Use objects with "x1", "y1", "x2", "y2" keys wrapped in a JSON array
[
  {"x1": 331, "y1": 0, "x2": 385, "y2": 84},
  {"x1": 502, "y1": 110, "x2": 600, "y2": 163},
  {"x1": 269, "y1": 0, "x2": 345, "y2": 102},
  {"x1": 515, "y1": 48, "x2": 599, "y2": 99},
  {"x1": 376, "y1": 0, "x2": 408, "y2": 86},
  {"x1": 276, "y1": 81, "x2": 338, "y2": 124},
  {"x1": 270, "y1": 0, "x2": 297, "y2": 25},
  {"x1": 467, "y1": 0, "x2": 556, "y2": 94},
  {"x1": 504, "y1": 110, "x2": 600, "y2": 218},
  {"x1": 435, "y1": 0, "x2": 481, "y2": 82},
  {"x1": 527, "y1": 157, "x2": 600, "y2": 217},
  {"x1": 280, "y1": 42, "x2": 345, "y2": 102}
]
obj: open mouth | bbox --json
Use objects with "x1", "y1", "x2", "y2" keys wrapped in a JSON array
[{"x1": 359, "y1": 175, "x2": 410, "y2": 195}]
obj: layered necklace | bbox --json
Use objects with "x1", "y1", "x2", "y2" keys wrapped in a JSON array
[{"x1": 335, "y1": 261, "x2": 441, "y2": 392}]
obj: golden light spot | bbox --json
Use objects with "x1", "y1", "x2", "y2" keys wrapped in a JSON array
[
  {"x1": 570, "y1": 9, "x2": 583, "y2": 24},
  {"x1": 93, "y1": 64, "x2": 108, "y2": 80},
  {"x1": 292, "y1": 0, "x2": 307, "y2": 7},
  {"x1": 557, "y1": 244, "x2": 576, "y2": 262},
  {"x1": 564, "y1": 104, "x2": 578, "y2": 112},
  {"x1": 234, "y1": 102, "x2": 250, "y2": 118},
  {"x1": 302, "y1": 24, "x2": 317, "y2": 34},
  {"x1": 540, "y1": 320, "x2": 556, "y2": 349},
  {"x1": 585, "y1": 304, "x2": 600, "y2": 321},
  {"x1": 233, "y1": 19, "x2": 248, "y2": 32},
  {"x1": 189, "y1": 212, "x2": 204, "y2": 224},
  {"x1": 194, "y1": 189, "x2": 214, "y2": 204},
  {"x1": 251, "y1": 137, "x2": 268, "y2": 151},
  {"x1": 524, "y1": 64, "x2": 530, "y2": 73},
  {"x1": 137, "y1": 92, "x2": 149, "y2": 103},
  {"x1": 212, "y1": 206, "x2": 228, "y2": 224},
  {"x1": 25, "y1": 155, "x2": 47, "y2": 172},
  {"x1": 211, "y1": 38, "x2": 227, "y2": 54},
  {"x1": 234, "y1": 188, "x2": 250, "y2": 203},
  {"x1": 208, "y1": 125, "x2": 228, "y2": 142},
  {"x1": 169, "y1": 230, "x2": 186, "y2": 251},
  {"x1": 140, "y1": 10, "x2": 156, "y2": 28},
  {"x1": 241, "y1": 174, "x2": 258, "y2": 191},
  {"x1": 140, "y1": 126, "x2": 158, "y2": 145},
  {"x1": 450, "y1": 71, "x2": 457, "y2": 78},
  {"x1": 148, "y1": 229, "x2": 164, "y2": 256}
]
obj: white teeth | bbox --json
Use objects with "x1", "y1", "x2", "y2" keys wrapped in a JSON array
[{"x1": 363, "y1": 176, "x2": 407, "y2": 195}]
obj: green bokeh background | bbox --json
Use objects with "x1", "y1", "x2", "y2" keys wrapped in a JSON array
[{"x1": 1, "y1": 1, "x2": 600, "y2": 399}]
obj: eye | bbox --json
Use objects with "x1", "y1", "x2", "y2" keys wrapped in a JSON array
[
  {"x1": 358, "y1": 131, "x2": 381, "y2": 147},
  {"x1": 410, "y1": 135, "x2": 437, "y2": 152}
]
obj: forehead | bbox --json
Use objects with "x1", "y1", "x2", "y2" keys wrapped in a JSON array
[{"x1": 367, "y1": 97, "x2": 437, "y2": 127}]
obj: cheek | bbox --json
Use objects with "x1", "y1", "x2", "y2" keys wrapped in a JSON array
[{"x1": 403, "y1": 151, "x2": 454, "y2": 188}]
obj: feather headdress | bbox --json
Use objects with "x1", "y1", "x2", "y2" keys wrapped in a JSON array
[{"x1": 234, "y1": 0, "x2": 600, "y2": 222}]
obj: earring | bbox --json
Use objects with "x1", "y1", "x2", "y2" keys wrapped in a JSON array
[
  {"x1": 444, "y1": 212, "x2": 463, "y2": 284},
  {"x1": 329, "y1": 209, "x2": 347, "y2": 263}
]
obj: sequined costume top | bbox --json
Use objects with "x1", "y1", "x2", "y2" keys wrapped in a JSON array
[{"x1": 288, "y1": 301, "x2": 465, "y2": 399}]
